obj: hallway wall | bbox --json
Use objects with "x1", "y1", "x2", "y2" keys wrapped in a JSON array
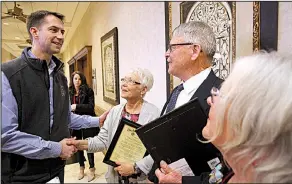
[
  {"x1": 62, "y1": 2, "x2": 292, "y2": 111},
  {"x1": 278, "y1": 2, "x2": 292, "y2": 53},
  {"x1": 62, "y1": 2, "x2": 167, "y2": 111},
  {"x1": 2, "y1": 48, "x2": 16, "y2": 62}
]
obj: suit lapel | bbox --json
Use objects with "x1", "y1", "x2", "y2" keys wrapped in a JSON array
[{"x1": 191, "y1": 70, "x2": 218, "y2": 115}]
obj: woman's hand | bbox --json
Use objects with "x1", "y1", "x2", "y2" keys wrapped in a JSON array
[
  {"x1": 71, "y1": 104, "x2": 77, "y2": 111},
  {"x1": 66, "y1": 139, "x2": 89, "y2": 150},
  {"x1": 114, "y1": 161, "x2": 135, "y2": 176}
]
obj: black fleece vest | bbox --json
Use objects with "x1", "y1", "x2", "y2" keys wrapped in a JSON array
[{"x1": 1, "y1": 48, "x2": 70, "y2": 183}]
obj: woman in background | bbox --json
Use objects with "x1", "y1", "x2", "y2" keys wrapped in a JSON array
[{"x1": 69, "y1": 71, "x2": 100, "y2": 182}]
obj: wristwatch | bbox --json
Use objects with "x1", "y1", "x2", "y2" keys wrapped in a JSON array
[{"x1": 133, "y1": 163, "x2": 142, "y2": 176}]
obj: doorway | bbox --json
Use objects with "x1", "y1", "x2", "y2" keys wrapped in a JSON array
[{"x1": 67, "y1": 46, "x2": 93, "y2": 88}]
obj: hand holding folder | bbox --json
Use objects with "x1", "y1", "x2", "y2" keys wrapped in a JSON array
[{"x1": 136, "y1": 98, "x2": 220, "y2": 175}]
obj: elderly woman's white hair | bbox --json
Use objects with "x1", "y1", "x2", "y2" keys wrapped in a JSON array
[
  {"x1": 210, "y1": 51, "x2": 292, "y2": 182},
  {"x1": 129, "y1": 68, "x2": 154, "y2": 92}
]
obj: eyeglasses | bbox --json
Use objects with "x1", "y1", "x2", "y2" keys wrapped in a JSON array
[
  {"x1": 121, "y1": 78, "x2": 141, "y2": 85},
  {"x1": 210, "y1": 87, "x2": 220, "y2": 103},
  {"x1": 168, "y1": 43, "x2": 194, "y2": 52},
  {"x1": 168, "y1": 42, "x2": 203, "y2": 53}
]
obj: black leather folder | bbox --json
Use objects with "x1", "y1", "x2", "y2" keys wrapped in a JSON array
[{"x1": 136, "y1": 97, "x2": 219, "y2": 175}]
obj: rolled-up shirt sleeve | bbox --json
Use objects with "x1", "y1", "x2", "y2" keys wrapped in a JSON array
[{"x1": 1, "y1": 72, "x2": 62, "y2": 159}]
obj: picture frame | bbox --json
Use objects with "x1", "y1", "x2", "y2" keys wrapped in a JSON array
[
  {"x1": 92, "y1": 68, "x2": 97, "y2": 94},
  {"x1": 103, "y1": 118, "x2": 147, "y2": 167},
  {"x1": 253, "y1": 2, "x2": 278, "y2": 51},
  {"x1": 101, "y1": 27, "x2": 120, "y2": 105}
]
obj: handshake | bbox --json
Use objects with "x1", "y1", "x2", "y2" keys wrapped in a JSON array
[{"x1": 59, "y1": 137, "x2": 88, "y2": 160}]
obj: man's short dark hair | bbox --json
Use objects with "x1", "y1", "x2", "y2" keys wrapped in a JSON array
[{"x1": 26, "y1": 10, "x2": 65, "y2": 40}]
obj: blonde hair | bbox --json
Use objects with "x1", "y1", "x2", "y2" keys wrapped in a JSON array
[{"x1": 209, "y1": 51, "x2": 292, "y2": 182}]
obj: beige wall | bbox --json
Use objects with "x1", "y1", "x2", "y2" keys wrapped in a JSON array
[
  {"x1": 2, "y1": 48, "x2": 16, "y2": 62},
  {"x1": 62, "y1": 2, "x2": 167, "y2": 111},
  {"x1": 278, "y1": 2, "x2": 292, "y2": 53}
]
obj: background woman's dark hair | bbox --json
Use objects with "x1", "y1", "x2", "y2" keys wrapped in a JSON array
[{"x1": 69, "y1": 71, "x2": 89, "y2": 96}]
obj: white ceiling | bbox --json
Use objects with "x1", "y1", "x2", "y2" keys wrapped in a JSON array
[{"x1": 1, "y1": 2, "x2": 90, "y2": 58}]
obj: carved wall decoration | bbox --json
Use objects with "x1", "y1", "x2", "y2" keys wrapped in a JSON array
[
  {"x1": 253, "y1": 2, "x2": 260, "y2": 51},
  {"x1": 253, "y1": 2, "x2": 278, "y2": 51},
  {"x1": 164, "y1": 2, "x2": 173, "y2": 97},
  {"x1": 180, "y1": 2, "x2": 236, "y2": 80},
  {"x1": 231, "y1": 3, "x2": 236, "y2": 63}
]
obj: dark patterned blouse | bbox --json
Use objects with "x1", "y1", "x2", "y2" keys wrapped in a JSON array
[{"x1": 121, "y1": 106, "x2": 140, "y2": 123}]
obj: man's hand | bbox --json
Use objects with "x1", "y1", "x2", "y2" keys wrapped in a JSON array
[
  {"x1": 99, "y1": 109, "x2": 110, "y2": 127},
  {"x1": 66, "y1": 139, "x2": 89, "y2": 151},
  {"x1": 146, "y1": 179, "x2": 154, "y2": 183},
  {"x1": 71, "y1": 104, "x2": 77, "y2": 112},
  {"x1": 60, "y1": 137, "x2": 77, "y2": 160},
  {"x1": 114, "y1": 161, "x2": 135, "y2": 176},
  {"x1": 155, "y1": 160, "x2": 182, "y2": 183}
]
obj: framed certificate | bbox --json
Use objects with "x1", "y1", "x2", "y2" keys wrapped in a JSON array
[{"x1": 103, "y1": 117, "x2": 147, "y2": 167}]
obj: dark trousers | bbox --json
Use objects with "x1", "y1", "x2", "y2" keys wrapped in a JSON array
[
  {"x1": 57, "y1": 168, "x2": 65, "y2": 184},
  {"x1": 78, "y1": 151, "x2": 95, "y2": 168}
]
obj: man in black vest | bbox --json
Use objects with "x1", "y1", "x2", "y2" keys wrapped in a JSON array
[
  {"x1": 1, "y1": 10, "x2": 108, "y2": 183},
  {"x1": 147, "y1": 21, "x2": 224, "y2": 183}
]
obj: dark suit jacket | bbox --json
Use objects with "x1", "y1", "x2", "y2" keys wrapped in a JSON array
[
  {"x1": 148, "y1": 70, "x2": 224, "y2": 183},
  {"x1": 70, "y1": 87, "x2": 99, "y2": 139}
]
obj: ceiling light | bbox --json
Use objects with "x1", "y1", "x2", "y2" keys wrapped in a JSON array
[
  {"x1": 3, "y1": 23, "x2": 9, "y2": 25},
  {"x1": 15, "y1": 37, "x2": 20, "y2": 39}
]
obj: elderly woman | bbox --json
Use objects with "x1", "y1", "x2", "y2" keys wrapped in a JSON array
[
  {"x1": 69, "y1": 68, "x2": 160, "y2": 183},
  {"x1": 155, "y1": 52, "x2": 292, "y2": 183}
]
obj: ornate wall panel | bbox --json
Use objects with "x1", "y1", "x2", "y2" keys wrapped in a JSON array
[{"x1": 180, "y1": 2, "x2": 236, "y2": 80}]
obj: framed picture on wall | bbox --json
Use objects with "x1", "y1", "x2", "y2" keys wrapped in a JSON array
[{"x1": 101, "y1": 27, "x2": 120, "y2": 105}]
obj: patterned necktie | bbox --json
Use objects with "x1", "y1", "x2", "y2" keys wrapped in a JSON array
[{"x1": 165, "y1": 83, "x2": 184, "y2": 113}]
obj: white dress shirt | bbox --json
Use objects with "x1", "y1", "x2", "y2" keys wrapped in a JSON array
[{"x1": 175, "y1": 67, "x2": 211, "y2": 109}]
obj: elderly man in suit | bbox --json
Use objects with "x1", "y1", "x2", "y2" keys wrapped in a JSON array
[
  {"x1": 115, "y1": 21, "x2": 224, "y2": 184},
  {"x1": 149, "y1": 21, "x2": 224, "y2": 184}
]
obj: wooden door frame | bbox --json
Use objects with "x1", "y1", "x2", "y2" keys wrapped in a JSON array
[{"x1": 67, "y1": 46, "x2": 93, "y2": 88}]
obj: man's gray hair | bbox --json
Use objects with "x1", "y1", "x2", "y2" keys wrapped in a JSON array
[
  {"x1": 130, "y1": 68, "x2": 154, "y2": 92},
  {"x1": 209, "y1": 51, "x2": 292, "y2": 182},
  {"x1": 173, "y1": 21, "x2": 216, "y2": 63}
]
